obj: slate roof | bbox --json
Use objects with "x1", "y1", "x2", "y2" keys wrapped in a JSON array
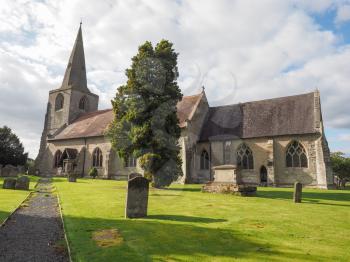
[
  {"x1": 52, "y1": 92, "x2": 203, "y2": 140},
  {"x1": 200, "y1": 92, "x2": 316, "y2": 141}
]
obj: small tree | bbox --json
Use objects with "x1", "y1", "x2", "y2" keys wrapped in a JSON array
[
  {"x1": 108, "y1": 40, "x2": 183, "y2": 188},
  {"x1": 89, "y1": 167, "x2": 98, "y2": 179},
  {"x1": 331, "y1": 152, "x2": 350, "y2": 188},
  {"x1": 0, "y1": 126, "x2": 28, "y2": 166}
]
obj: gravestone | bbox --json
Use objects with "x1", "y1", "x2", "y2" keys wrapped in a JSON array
[
  {"x1": 128, "y1": 173, "x2": 142, "y2": 180},
  {"x1": 125, "y1": 176, "x2": 149, "y2": 218},
  {"x1": 3, "y1": 178, "x2": 17, "y2": 189},
  {"x1": 2, "y1": 165, "x2": 19, "y2": 177},
  {"x1": 293, "y1": 182, "x2": 302, "y2": 203},
  {"x1": 15, "y1": 176, "x2": 30, "y2": 190}
]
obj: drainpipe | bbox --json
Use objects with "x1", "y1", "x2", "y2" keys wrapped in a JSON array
[
  {"x1": 82, "y1": 138, "x2": 87, "y2": 177},
  {"x1": 209, "y1": 142, "x2": 212, "y2": 181}
]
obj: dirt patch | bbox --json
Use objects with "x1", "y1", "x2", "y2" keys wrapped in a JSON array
[{"x1": 92, "y1": 229, "x2": 123, "y2": 248}]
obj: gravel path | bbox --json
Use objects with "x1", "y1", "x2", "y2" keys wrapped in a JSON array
[{"x1": 0, "y1": 178, "x2": 69, "y2": 262}]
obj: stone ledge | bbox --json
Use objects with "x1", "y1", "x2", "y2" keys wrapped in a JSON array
[{"x1": 202, "y1": 182, "x2": 257, "y2": 196}]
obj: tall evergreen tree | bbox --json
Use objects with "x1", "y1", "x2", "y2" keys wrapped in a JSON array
[
  {"x1": 0, "y1": 126, "x2": 28, "y2": 166},
  {"x1": 108, "y1": 40, "x2": 183, "y2": 187}
]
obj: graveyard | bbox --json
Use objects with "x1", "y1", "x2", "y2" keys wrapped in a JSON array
[
  {"x1": 0, "y1": 176, "x2": 39, "y2": 224},
  {"x1": 51, "y1": 178, "x2": 350, "y2": 262}
]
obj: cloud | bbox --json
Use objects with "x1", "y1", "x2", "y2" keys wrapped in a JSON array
[
  {"x1": 0, "y1": 0, "x2": 350, "y2": 158},
  {"x1": 335, "y1": 4, "x2": 350, "y2": 23}
]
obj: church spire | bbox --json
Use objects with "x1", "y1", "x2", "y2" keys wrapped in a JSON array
[{"x1": 61, "y1": 24, "x2": 89, "y2": 91}]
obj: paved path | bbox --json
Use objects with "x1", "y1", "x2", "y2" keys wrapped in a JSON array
[{"x1": 0, "y1": 178, "x2": 69, "y2": 262}]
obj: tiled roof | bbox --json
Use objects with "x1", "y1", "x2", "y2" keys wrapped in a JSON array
[
  {"x1": 200, "y1": 92, "x2": 316, "y2": 141},
  {"x1": 52, "y1": 92, "x2": 203, "y2": 140}
]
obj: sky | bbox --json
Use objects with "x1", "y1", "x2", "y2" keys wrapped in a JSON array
[{"x1": 0, "y1": 0, "x2": 350, "y2": 158}]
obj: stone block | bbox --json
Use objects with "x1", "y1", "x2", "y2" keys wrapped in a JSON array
[
  {"x1": 293, "y1": 182, "x2": 302, "y2": 203},
  {"x1": 1, "y1": 164, "x2": 19, "y2": 177},
  {"x1": 15, "y1": 176, "x2": 30, "y2": 190},
  {"x1": 3, "y1": 178, "x2": 17, "y2": 189},
  {"x1": 125, "y1": 176, "x2": 149, "y2": 218},
  {"x1": 202, "y1": 182, "x2": 257, "y2": 196}
]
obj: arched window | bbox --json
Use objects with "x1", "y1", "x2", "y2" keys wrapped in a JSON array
[
  {"x1": 125, "y1": 156, "x2": 137, "y2": 167},
  {"x1": 237, "y1": 143, "x2": 254, "y2": 169},
  {"x1": 200, "y1": 150, "x2": 209, "y2": 170},
  {"x1": 92, "y1": 148, "x2": 103, "y2": 167},
  {"x1": 55, "y1": 93, "x2": 64, "y2": 111},
  {"x1": 224, "y1": 141, "x2": 231, "y2": 164},
  {"x1": 286, "y1": 141, "x2": 308, "y2": 168},
  {"x1": 79, "y1": 96, "x2": 88, "y2": 110},
  {"x1": 53, "y1": 150, "x2": 62, "y2": 168}
]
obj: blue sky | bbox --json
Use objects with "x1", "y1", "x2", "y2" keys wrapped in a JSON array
[{"x1": 0, "y1": 0, "x2": 350, "y2": 158}]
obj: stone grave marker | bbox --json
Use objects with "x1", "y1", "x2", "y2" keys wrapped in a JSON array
[
  {"x1": 128, "y1": 173, "x2": 142, "y2": 180},
  {"x1": 293, "y1": 182, "x2": 302, "y2": 203},
  {"x1": 125, "y1": 176, "x2": 149, "y2": 218},
  {"x1": 3, "y1": 178, "x2": 17, "y2": 189},
  {"x1": 15, "y1": 176, "x2": 30, "y2": 190}
]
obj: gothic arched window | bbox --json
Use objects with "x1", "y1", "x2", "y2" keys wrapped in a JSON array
[
  {"x1": 92, "y1": 148, "x2": 103, "y2": 167},
  {"x1": 286, "y1": 141, "x2": 308, "y2": 168},
  {"x1": 125, "y1": 156, "x2": 137, "y2": 167},
  {"x1": 200, "y1": 150, "x2": 209, "y2": 170},
  {"x1": 224, "y1": 141, "x2": 231, "y2": 164},
  {"x1": 237, "y1": 143, "x2": 254, "y2": 170},
  {"x1": 55, "y1": 93, "x2": 64, "y2": 111},
  {"x1": 79, "y1": 96, "x2": 88, "y2": 110},
  {"x1": 53, "y1": 150, "x2": 62, "y2": 168}
]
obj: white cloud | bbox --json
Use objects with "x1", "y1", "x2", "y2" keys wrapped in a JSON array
[
  {"x1": 335, "y1": 4, "x2": 350, "y2": 23},
  {"x1": 0, "y1": 0, "x2": 350, "y2": 158}
]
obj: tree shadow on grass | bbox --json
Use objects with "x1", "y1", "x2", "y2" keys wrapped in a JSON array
[
  {"x1": 0, "y1": 210, "x2": 332, "y2": 262},
  {"x1": 146, "y1": 214, "x2": 227, "y2": 223},
  {"x1": 257, "y1": 189, "x2": 350, "y2": 207}
]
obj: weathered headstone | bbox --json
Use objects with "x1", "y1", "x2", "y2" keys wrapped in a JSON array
[
  {"x1": 15, "y1": 176, "x2": 30, "y2": 190},
  {"x1": 67, "y1": 174, "x2": 77, "y2": 182},
  {"x1": 128, "y1": 173, "x2": 142, "y2": 180},
  {"x1": 3, "y1": 178, "x2": 17, "y2": 189},
  {"x1": 125, "y1": 176, "x2": 149, "y2": 218},
  {"x1": 293, "y1": 182, "x2": 302, "y2": 203},
  {"x1": 2, "y1": 165, "x2": 19, "y2": 177}
]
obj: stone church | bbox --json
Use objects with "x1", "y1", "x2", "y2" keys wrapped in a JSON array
[{"x1": 35, "y1": 26, "x2": 334, "y2": 189}]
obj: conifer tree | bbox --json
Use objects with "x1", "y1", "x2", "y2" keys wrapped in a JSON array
[{"x1": 108, "y1": 40, "x2": 183, "y2": 187}]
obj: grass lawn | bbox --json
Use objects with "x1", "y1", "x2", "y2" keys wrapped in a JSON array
[
  {"x1": 54, "y1": 178, "x2": 350, "y2": 262},
  {"x1": 0, "y1": 176, "x2": 39, "y2": 224}
]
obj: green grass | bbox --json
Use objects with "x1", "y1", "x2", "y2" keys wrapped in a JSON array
[
  {"x1": 53, "y1": 178, "x2": 350, "y2": 262},
  {"x1": 0, "y1": 175, "x2": 39, "y2": 224}
]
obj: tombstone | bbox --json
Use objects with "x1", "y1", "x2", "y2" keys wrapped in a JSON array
[
  {"x1": 67, "y1": 174, "x2": 77, "y2": 182},
  {"x1": 128, "y1": 173, "x2": 142, "y2": 180},
  {"x1": 293, "y1": 182, "x2": 302, "y2": 203},
  {"x1": 125, "y1": 176, "x2": 149, "y2": 218},
  {"x1": 15, "y1": 176, "x2": 30, "y2": 190},
  {"x1": 3, "y1": 178, "x2": 17, "y2": 189},
  {"x1": 2, "y1": 164, "x2": 19, "y2": 177}
]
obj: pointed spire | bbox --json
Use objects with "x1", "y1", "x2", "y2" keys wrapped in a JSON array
[{"x1": 61, "y1": 24, "x2": 89, "y2": 91}]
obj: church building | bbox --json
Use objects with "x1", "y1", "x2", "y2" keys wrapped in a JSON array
[{"x1": 35, "y1": 25, "x2": 334, "y2": 189}]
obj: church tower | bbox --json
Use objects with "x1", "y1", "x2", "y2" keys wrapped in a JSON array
[
  {"x1": 47, "y1": 24, "x2": 99, "y2": 136},
  {"x1": 35, "y1": 24, "x2": 98, "y2": 173}
]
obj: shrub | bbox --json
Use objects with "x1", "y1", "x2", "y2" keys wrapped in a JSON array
[{"x1": 89, "y1": 167, "x2": 98, "y2": 179}]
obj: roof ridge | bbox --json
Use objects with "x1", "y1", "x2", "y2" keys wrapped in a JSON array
[{"x1": 209, "y1": 91, "x2": 315, "y2": 109}]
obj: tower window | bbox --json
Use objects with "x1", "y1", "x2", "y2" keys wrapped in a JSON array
[
  {"x1": 237, "y1": 143, "x2": 254, "y2": 170},
  {"x1": 92, "y1": 147, "x2": 103, "y2": 167},
  {"x1": 55, "y1": 94, "x2": 64, "y2": 111},
  {"x1": 286, "y1": 141, "x2": 308, "y2": 168},
  {"x1": 79, "y1": 96, "x2": 88, "y2": 110}
]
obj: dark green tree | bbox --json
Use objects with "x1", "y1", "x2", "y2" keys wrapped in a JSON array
[
  {"x1": 330, "y1": 152, "x2": 350, "y2": 188},
  {"x1": 108, "y1": 40, "x2": 183, "y2": 187},
  {"x1": 0, "y1": 126, "x2": 28, "y2": 167}
]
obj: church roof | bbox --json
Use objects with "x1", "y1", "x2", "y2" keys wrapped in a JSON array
[
  {"x1": 52, "y1": 92, "x2": 203, "y2": 140},
  {"x1": 200, "y1": 92, "x2": 316, "y2": 141},
  {"x1": 60, "y1": 24, "x2": 89, "y2": 92}
]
